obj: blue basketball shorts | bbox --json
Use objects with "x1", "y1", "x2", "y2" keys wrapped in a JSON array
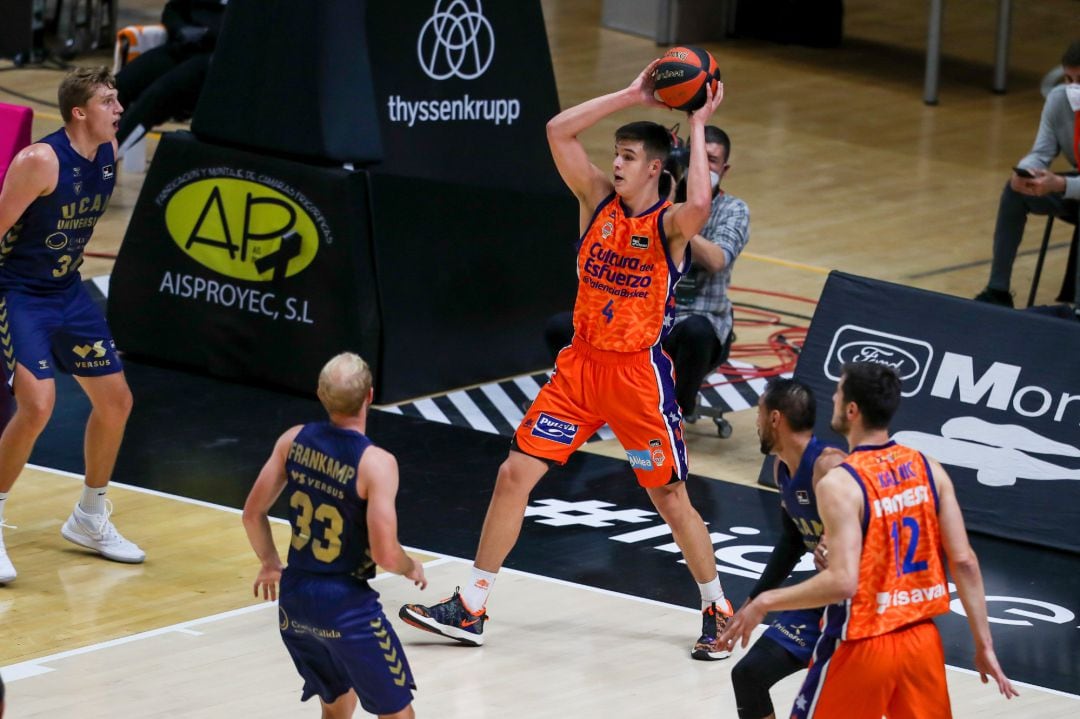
[
  {"x1": 279, "y1": 570, "x2": 415, "y2": 715},
  {"x1": 0, "y1": 281, "x2": 122, "y2": 385},
  {"x1": 762, "y1": 607, "x2": 824, "y2": 665}
]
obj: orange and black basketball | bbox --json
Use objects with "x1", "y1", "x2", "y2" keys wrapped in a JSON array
[{"x1": 652, "y1": 46, "x2": 721, "y2": 112}]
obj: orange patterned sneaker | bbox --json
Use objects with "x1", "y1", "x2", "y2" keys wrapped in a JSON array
[
  {"x1": 691, "y1": 599, "x2": 733, "y2": 661},
  {"x1": 399, "y1": 586, "x2": 488, "y2": 646}
]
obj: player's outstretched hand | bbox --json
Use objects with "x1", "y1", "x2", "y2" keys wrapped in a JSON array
[
  {"x1": 253, "y1": 562, "x2": 283, "y2": 601},
  {"x1": 719, "y1": 596, "x2": 767, "y2": 650},
  {"x1": 405, "y1": 559, "x2": 427, "y2": 590},
  {"x1": 629, "y1": 59, "x2": 667, "y2": 109},
  {"x1": 975, "y1": 645, "x2": 1019, "y2": 699},
  {"x1": 688, "y1": 80, "x2": 723, "y2": 125}
]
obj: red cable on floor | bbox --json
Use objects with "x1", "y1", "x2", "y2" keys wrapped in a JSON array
[{"x1": 703, "y1": 286, "x2": 818, "y2": 387}]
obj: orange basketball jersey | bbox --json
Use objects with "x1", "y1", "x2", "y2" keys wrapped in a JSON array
[
  {"x1": 828, "y1": 442, "x2": 949, "y2": 641},
  {"x1": 573, "y1": 193, "x2": 683, "y2": 352}
]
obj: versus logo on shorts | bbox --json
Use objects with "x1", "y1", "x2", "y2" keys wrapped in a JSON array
[
  {"x1": 72, "y1": 340, "x2": 108, "y2": 359},
  {"x1": 630, "y1": 235, "x2": 650, "y2": 249},
  {"x1": 164, "y1": 175, "x2": 321, "y2": 282},
  {"x1": 530, "y1": 413, "x2": 578, "y2": 445},
  {"x1": 626, "y1": 450, "x2": 654, "y2": 471}
]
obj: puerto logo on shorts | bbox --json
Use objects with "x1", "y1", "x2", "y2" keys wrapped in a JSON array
[
  {"x1": 531, "y1": 413, "x2": 578, "y2": 445},
  {"x1": 626, "y1": 449, "x2": 654, "y2": 471}
]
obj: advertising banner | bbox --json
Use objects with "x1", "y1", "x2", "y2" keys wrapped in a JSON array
[
  {"x1": 109, "y1": 133, "x2": 380, "y2": 395},
  {"x1": 774, "y1": 272, "x2": 1080, "y2": 553},
  {"x1": 114, "y1": 0, "x2": 576, "y2": 402},
  {"x1": 365, "y1": 0, "x2": 565, "y2": 195}
]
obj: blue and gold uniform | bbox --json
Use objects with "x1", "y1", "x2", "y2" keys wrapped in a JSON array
[
  {"x1": 763, "y1": 436, "x2": 828, "y2": 664},
  {"x1": 278, "y1": 422, "x2": 415, "y2": 715},
  {"x1": 0, "y1": 129, "x2": 120, "y2": 384}
]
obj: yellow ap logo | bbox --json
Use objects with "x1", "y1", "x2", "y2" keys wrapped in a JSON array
[{"x1": 165, "y1": 178, "x2": 319, "y2": 281}]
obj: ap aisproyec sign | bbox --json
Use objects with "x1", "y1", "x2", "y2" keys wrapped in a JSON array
[
  {"x1": 109, "y1": 133, "x2": 380, "y2": 394},
  {"x1": 793, "y1": 272, "x2": 1080, "y2": 553}
]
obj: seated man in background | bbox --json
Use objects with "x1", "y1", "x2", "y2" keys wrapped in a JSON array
[
  {"x1": 974, "y1": 39, "x2": 1080, "y2": 314},
  {"x1": 543, "y1": 126, "x2": 749, "y2": 421},
  {"x1": 115, "y1": 0, "x2": 227, "y2": 155}
]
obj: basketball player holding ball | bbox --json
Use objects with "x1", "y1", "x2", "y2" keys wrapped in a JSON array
[{"x1": 401, "y1": 57, "x2": 736, "y2": 661}]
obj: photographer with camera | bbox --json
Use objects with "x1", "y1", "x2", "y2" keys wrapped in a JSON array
[
  {"x1": 542, "y1": 125, "x2": 749, "y2": 423},
  {"x1": 668, "y1": 125, "x2": 748, "y2": 421}
]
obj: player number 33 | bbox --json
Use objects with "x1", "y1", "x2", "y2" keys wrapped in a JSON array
[{"x1": 289, "y1": 490, "x2": 344, "y2": 563}]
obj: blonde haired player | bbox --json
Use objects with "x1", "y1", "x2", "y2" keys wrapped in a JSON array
[{"x1": 243, "y1": 353, "x2": 426, "y2": 718}]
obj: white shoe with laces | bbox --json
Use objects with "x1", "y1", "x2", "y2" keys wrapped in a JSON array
[
  {"x1": 61, "y1": 500, "x2": 146, "y2": 563},
  {"x1": 0, "y1": 521, "x2": 17, "y2": 583}
]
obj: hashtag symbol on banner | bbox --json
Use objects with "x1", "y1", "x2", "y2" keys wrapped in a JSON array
[{"x1": 524, "y1": 499, "x2": 656, "y2": 527}]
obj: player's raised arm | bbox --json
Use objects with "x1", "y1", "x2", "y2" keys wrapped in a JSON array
[
  {"x1": 547, "y1": 60, "x2": 664, "y2": 215},
  {"x1": 930, "y1": 459, "x2": 1018, "y2": 699},
  {"x1": 359, "y1": 446, "x2": 426, "y2": 589},
  {"x1": 0, "y1": 144, "x2": 59, "y2": 238},
  {"x1": 242, "y1": 425, "x2": 302, "y2": 600},
  {"x1": 663, "y1": 80, "x2": 723, "y2": 253}
]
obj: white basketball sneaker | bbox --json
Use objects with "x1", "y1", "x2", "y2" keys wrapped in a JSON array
[
  {"x1": 0, "y1": 522, "x2": 16, "y2": 583},
  {"x1": 61, "y1": 501, "x2": 146, "y2": 563}
]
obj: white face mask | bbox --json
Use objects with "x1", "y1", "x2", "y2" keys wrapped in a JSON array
[
  {"x1": 710, "y1": 170, "x2": 721, "y2": 190},
  {"x1": 1066, "y1": 84, "x2": 1080, "y2": 112}
]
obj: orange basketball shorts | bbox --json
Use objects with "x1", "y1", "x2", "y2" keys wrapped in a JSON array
[
  {"x1": 513, "y1": 336, "x2": 688, "y2": 488},
  {"x1": 791, "y1": 619, "x2": 951, "y2": 719}
]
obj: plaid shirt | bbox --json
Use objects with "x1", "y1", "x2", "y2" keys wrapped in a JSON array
[{"x1": 673, "y1": 191, "x2": 750, "y2": 343}]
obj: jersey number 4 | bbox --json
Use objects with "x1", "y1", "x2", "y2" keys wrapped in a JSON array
[
  {"x1": 891, "y1": 517, "x2": 929, "y2": 577},
  {"x1": 290, "y1": 490, "x2": 344, "y2": 563},
  {"x1": 602, "y1": 299, "x2": 614, "y2": 323}
]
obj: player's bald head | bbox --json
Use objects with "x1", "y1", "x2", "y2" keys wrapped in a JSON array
[{"x1": 317, "y1": 352, "x2": 373, "y2": 416}]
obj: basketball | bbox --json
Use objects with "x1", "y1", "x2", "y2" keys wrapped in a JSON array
[{"x1": 652, "y1": 46, "x2": 721, "y2": 112}]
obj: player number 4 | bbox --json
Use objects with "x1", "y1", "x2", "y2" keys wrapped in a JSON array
[{"x1": 602, "y1": 299, "x2": 614, "y2": 324}]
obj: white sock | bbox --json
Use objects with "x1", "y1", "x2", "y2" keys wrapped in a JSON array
[
  {"x1": 698, "y1": 577, "x2": 727, "y2": 610},
  {"x1": 461, "y1": 567, "x2": 497, "y2": 612},
  {"x1": 0, "y1": 491, "x2": 7, "y2": 523},
  {"x1": 79, "y1": 485, "x2": 108, "y2": 515}
]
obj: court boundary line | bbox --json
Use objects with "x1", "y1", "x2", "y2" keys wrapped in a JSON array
[{"x1": 16, "y1": 465, "x2": 1080, "y2": 701}]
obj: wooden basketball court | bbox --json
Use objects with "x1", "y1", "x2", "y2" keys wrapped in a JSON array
[
  {"x1": 1, "y1": 0, "x2": 1078, "y2": 716},
  {"x1": 1, "y1": 467, "x2": 1074, "y2": 717}
]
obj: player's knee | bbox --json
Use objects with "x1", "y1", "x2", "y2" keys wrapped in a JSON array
[
  {"x1": 731, "y1": 653, "x2": 756, "y2": 691},
  {"x1": 731, "y1": 656, "x2": 773, "y2": 719},
  {"x1": 95, "y1": 383, "x2": 133, "y2": 423},
  {"x1": 646, "y1": 482, "x2": 695, "y2": 525},
  {"x1": 495, "y1": 457, "x2": 537, "y2": 497},
  {"x1": 13, "y1": 393, "x2": 54, "y2": 431}
]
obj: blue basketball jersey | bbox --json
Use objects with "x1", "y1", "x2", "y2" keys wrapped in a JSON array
[
  {"x1": 777, "y1": 435, "x2": 828, "y2": 551},
  {"x1": 284, "y1": 422, "x2": 376, "y2": 580},
  {"x1": 764, "y1": 436, "x2": 832, "y2": 663},
  {"x1": 0, "y1": 129, "x2": 115, "y2": 293}
]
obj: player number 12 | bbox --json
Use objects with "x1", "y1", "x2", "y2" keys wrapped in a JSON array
[{"x1": 891, "y1": 517, "x2": 928, "y2": 577}]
